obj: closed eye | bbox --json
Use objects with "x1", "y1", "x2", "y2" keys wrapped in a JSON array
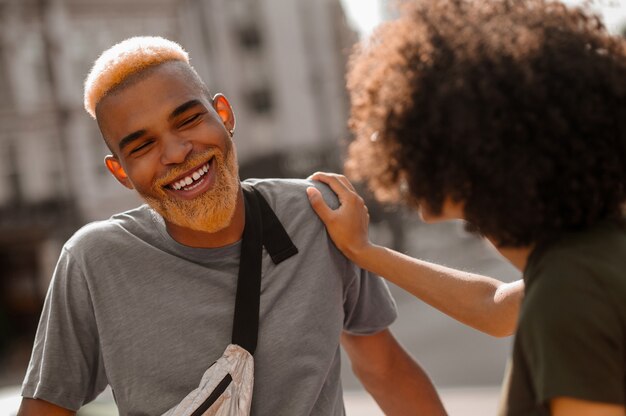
[
  {"x1": 178, "y1": 113, "x2": 204, "y2": 128},
  {"x1": 130, "y1": 140, "x2": 154, "y2": 154}
]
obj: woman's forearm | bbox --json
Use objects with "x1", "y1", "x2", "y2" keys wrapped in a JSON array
[{"x1": 354, "y1": 244, "x2": 523, "y2": 337}]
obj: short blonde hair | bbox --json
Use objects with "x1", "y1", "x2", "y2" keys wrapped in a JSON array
[{"x1": 84, "y1": 36, "x2": 189, "y2": 118}]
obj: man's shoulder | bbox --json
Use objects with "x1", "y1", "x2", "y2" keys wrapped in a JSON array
[
  {"x1": 65, "y1": 205, "x2": 154, "y2": 253},
  {"x1": 244, "y1": 178, "x2": 339, "y2": 211},
  {"x1": 243, "y1": 178, "x2": 342, "y2": 252}
]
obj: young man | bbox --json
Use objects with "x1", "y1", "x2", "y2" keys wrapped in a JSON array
[
  {"x1": 17, "y1": 37, "x2": 445, "y2": 416},
  {"x1": 307, "y1": 1, "x2": 626, "y2": 415}
]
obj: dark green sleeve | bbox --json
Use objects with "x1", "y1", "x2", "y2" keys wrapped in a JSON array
[{"x1": 519, "y1": 261, "x2": 624, "y2": 406}]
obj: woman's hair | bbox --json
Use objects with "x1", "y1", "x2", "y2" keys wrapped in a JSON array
[{"x1": 346, "y1": 0, "x2": 626, "y2": 246}]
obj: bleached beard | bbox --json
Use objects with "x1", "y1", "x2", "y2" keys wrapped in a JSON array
[{"x1": 143, "y1": 145, "x2": 240, "y2": 233}]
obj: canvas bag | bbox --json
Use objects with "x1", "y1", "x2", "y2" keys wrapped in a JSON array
[{"x1": 162, "y1": 184, "x2": 298, "y2": 416}]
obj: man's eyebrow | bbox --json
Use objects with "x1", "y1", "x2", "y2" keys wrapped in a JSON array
[
  {"x1": 118, "y1": 129, "x2": 148, "y2": 152},
  {"x1": 169, "y1": 99, "x2": 205, "y2": 120},
  {"x1": 117, "y1": 100, "x2": 204, "y2": 152}
]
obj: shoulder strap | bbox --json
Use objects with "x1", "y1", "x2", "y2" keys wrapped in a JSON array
[
  {"x1": 251, "y1": 186, "x2": 299, "y2": 264},
  {"x1": 231, "y1": 184, "x2": 298, "y2": 354}
]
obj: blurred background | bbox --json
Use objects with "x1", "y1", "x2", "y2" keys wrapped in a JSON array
[{"x1": 0, "y1": 0, "x2": 624, "y2": 415}]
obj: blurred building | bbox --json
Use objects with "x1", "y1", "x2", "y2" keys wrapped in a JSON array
[
  {"x1": 184, "y1": 0, "x2": 356, "y2": 161},
  {"x1": 0, "y1": 0, "x2": 356, "y2": 382}
]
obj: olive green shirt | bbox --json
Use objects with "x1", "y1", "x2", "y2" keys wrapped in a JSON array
[{"x1": 500, "y1": 221, "x2": 626, "y2": 415}]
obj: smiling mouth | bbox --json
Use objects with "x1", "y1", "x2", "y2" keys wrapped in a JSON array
[{"x1": 166, "y1": 158, "x2": 213, "y2": 191}]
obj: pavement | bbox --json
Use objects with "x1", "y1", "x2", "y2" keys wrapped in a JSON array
[
  {"x1": 345, "y1": 386, "x2": 501, "y2": 415},
  {"x1": 0, "y1": 385, "x2": 501, "y2": 416}
]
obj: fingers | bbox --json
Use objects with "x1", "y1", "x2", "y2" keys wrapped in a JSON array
[
  {"x1": 308, "y1": 172, "x2": 358, "y2": 203},
  {"x1": 306, "y1": 187, "x2": 334, "y2": 223},
  {"x1": 336, "y1": 175, "x2": 356, "y2": 192},
  {"x1": 307, "y1": 172, "x2": 370, "y2": 226},
  {"x1": 309, "y1": 172, "x2": 356, "y2": 192},
  {"x1": 310, "y1": 174, "x2": 351, "y2": 205}
]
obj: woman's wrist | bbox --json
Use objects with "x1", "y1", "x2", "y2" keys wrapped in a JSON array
[{"x1": 344, "y1": 241, "x2": 378, "y2": 268}]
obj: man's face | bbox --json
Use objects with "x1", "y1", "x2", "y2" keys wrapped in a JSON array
[{"x1": 96, "y1": 62, "x2": 239, "y2": 233}]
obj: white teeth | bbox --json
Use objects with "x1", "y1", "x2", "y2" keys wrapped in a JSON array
[{"x1": 170, "y1": 162, "x2": 210, "y2": 191}]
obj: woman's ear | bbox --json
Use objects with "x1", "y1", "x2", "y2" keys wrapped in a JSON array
[
  {"x1": 212, "y1": 93, "x2": 235, "y2": 136},
  {"x1": 105, "y1": 156, "x2": 134, "y2": 189}
]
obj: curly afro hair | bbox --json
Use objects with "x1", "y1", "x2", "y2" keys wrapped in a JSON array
[{"x1": 345, "y1": 0, "x2": 626, "y2": 247}]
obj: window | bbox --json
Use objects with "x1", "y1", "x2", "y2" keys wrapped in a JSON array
[
  {"x1": 0, "y1": 55, "x2": 11, "y2": 108},
  {"x1": 237, "y1": 24, "x2": 262, "y2": 50},
  {"x1": 245, "y1": 87, "x2": 273, "y2": 115}
]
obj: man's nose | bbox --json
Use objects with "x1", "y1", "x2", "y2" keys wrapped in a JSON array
[{"x1": 160, "y1": 133, "x2": 193, "y2": 165}]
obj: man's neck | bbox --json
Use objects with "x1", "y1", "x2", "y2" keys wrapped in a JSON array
[{"x1": 164, "y1": 189, "x2": 246, "y2": 248}]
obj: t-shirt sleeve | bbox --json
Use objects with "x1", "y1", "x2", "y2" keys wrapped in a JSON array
[
  {"x1": 21, "y1": 247, "x2": 108, "y2": 411},
  {"x1": 519, "y1": 262, "x2": 625, "y2": 406},
  {"x1": 304, "y1": 178, "x2": 398, "y2": 335},
  {"x1": 342, "y1": 265, "x2": 397, "y2": 335}
]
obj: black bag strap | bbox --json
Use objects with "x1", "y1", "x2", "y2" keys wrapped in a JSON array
[
  {"x1": 253, "y1": 186, "x2": 299, "y2": 264},
  {"x1": 231, "y1": 184, "x2": 298, "y2": 354}
]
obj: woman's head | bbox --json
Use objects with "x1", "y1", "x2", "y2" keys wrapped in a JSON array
[{"x1": 346, "y1": 0, "x2": 626, "y2": 246}]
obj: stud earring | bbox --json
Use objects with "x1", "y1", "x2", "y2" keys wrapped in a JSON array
[{"x1": 229, "y1": 128, "x2": 235, "y2": 137}]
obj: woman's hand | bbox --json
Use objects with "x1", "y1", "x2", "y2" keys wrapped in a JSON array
[{"x1": 306, "y1": 172, "x2": 373, "y2": 263}]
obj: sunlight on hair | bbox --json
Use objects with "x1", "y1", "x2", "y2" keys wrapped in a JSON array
[{"x1": 83, "y1": 36, "x2": 189, "y2": 118}]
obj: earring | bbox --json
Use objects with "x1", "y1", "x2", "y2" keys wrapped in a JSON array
[{"x1": 229, "y1": 128, "x2": 235, "y2": 137}]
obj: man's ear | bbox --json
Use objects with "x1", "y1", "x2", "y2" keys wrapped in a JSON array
[
  {"x1": 212, "y1": 93, "x2": 235, "y2": 136},
  {"x1": 104, "y1": 156, "x2": 134, "y2": 189}
]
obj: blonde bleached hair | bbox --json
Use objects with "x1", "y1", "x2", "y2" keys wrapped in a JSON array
[{"x1": 84, "y1": 36, "x2": 189, "y2": 118}]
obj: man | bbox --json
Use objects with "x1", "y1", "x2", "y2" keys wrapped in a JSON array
[
  {"x1": 307, "y1": 0, "x2": 626, "y2": 415},
  {"x1": 17, "y1": 37, "x2": 445, "y2": 415}
]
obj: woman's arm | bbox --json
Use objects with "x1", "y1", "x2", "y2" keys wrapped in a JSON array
[
  {"x1": 551, "y1": 397, "x2": 625, "y2": 416},
  {"x1": 307, "y1": 172, "x2": 523, "y2": 337}
]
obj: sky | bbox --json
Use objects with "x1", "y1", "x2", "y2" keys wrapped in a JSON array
[
  {"x1": 562, "y1": 0, "x2": 626, "y2": 32},
  {"x1": 340, "y1": 0, "x2": 383, "y2": 36},
  {"x1": 341, "y1": 0, "x2": 626, "y2": 36}
]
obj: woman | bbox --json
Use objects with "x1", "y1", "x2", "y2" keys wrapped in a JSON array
[{"x1": 307, "y1": 1, "x2": 626, "y2": 415}]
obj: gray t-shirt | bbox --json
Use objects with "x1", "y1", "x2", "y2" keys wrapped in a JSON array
[{"x1": 21, "y1": 178, "x2": 397, "y2": 416}]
